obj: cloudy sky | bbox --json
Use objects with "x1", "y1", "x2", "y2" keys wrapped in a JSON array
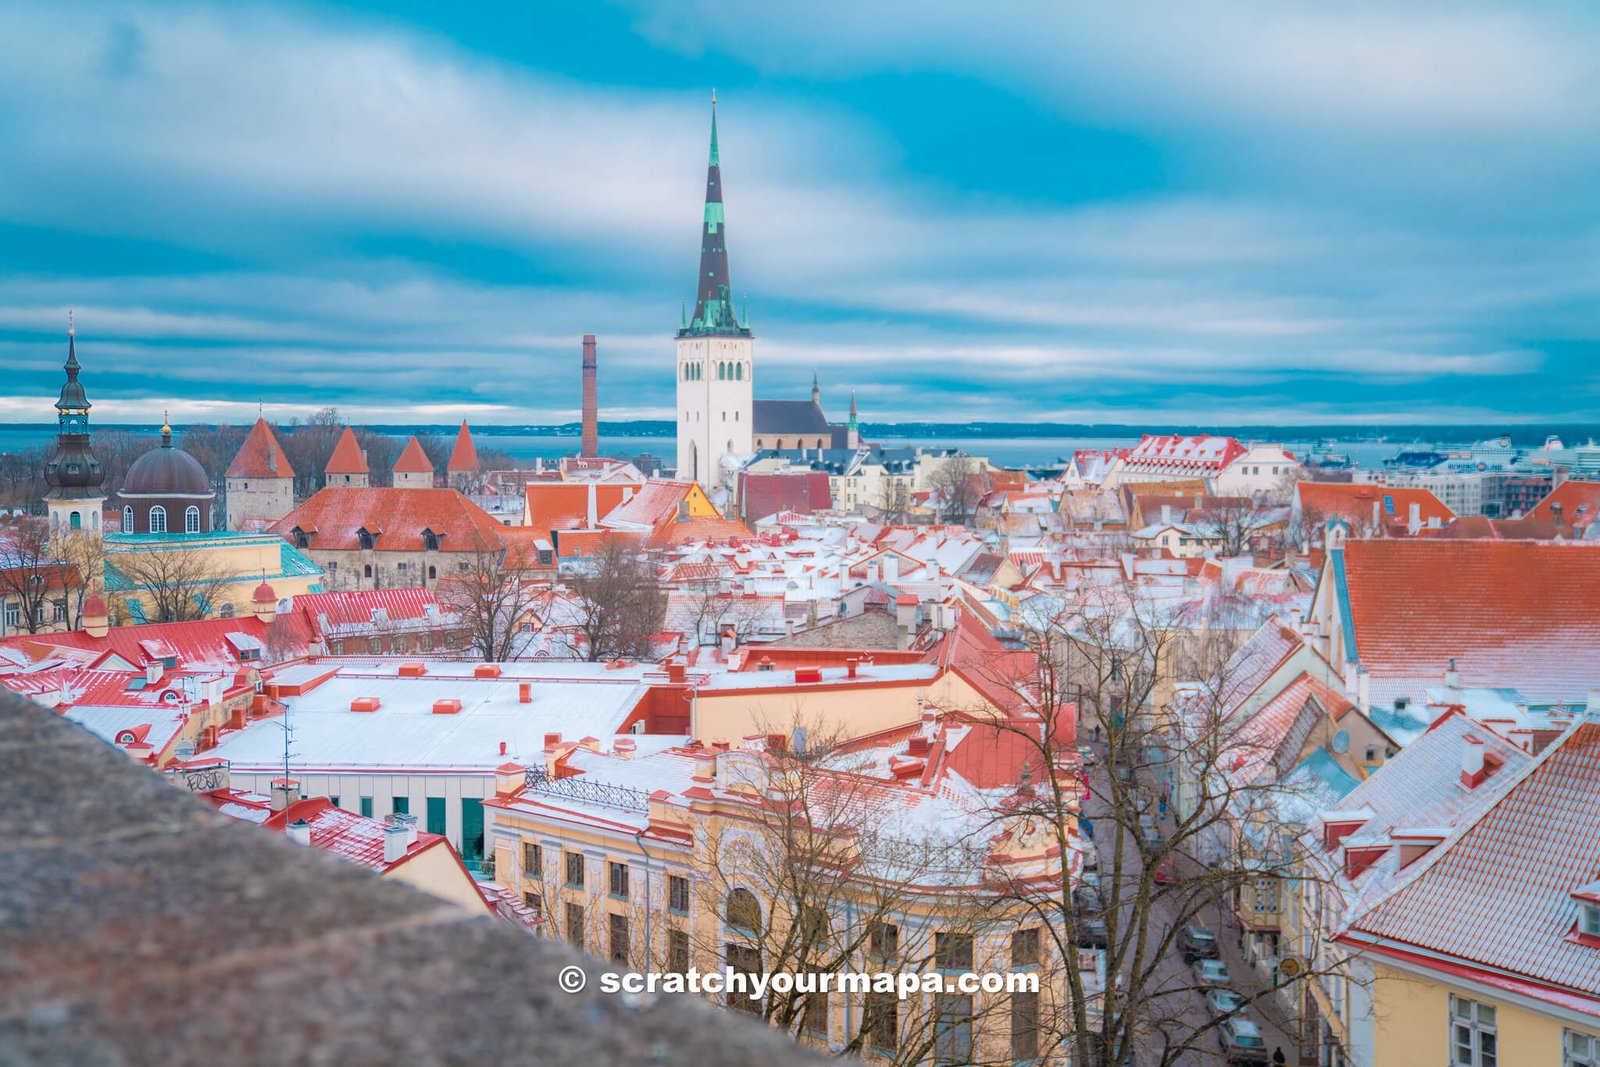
[{"x1": 2, "y1": 1, "x2": 1597, "y2": 426}]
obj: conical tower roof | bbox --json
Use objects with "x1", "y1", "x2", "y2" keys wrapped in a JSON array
[
  {"x1": 325, "y1": 427, "x2": 369, "y2": 475},
  {"x1": 227, "y1": 418, "x2": 295, "y2": 479},
  {"x1": 679, "y1": 96, "x2": 751, "y2": 339},
  {"x1": 393, "y1": 436, "x2": 434, "y2": 475},
  {"x1": 447, "y1": 420, "x2": 480, "y2": 472}
]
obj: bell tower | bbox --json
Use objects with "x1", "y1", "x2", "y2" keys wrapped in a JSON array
[
  {"x1": 43, "y1": 313, "x2": 108, "y2": 535},
  {"x1": 676, "y1": 95, "x2": 753, "y2": 489}
]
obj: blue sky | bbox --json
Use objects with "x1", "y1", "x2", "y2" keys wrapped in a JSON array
[{"x1": 1, "y1": 0, "x2": 1597, "y2": 426}]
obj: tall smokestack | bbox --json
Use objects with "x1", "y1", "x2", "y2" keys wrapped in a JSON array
[{"x1": 581, "y1": 334, "x2": 599, "y2": 458}]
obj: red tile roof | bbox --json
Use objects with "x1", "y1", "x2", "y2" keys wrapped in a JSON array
[
  {"x1": 740, "y1": 471, "x2": 831, "y2": 523},
  {"x1": 290, "y1": 588, "x2": 447, "y2": 637},
  {"x1": 1298, "y1": 481, "x2": 1454, "y2": 530},
  {"x1": 1343, "y1": 721, "x2": 1600, "y2": 1012},
  {"x1": 226, "y1": 418, "x2": 295, "y2": 479},
  {"x1": 652, "y1": 516, "x2": 753, "y2": 547},
  {"x1": 1122, "y1": 435, "x2": 1248, "y2": 475},
  {"x1": 0, "y1": 613, "x2": 315, "y2": 670},
  {"x1": 392, "y1": 436, "x2": 434, "y2": 475},
  {"x1": 1341, "y1": 540, "x2": 1600, "y2": 703},
  {"x1": 264, "y1": 797, "x2": 448, "y2": 873},
  {"x1": 325, "y1": 427, "x2": 368, "y2": 475},
  {"x1": 602, "y1": 481, "x2": 696, "y2": 529},
  {"x1": 447, "y1": 421, "x2": 479, "y2": 472},
  {"x1": 1527, "y1": 480, "x2": 1600, "y2": 524},
  {"x1": 270, "y1": 488, "x2": 507, "y2": 553}
]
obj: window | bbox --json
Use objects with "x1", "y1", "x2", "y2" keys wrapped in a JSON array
[
  {"x1": 123, "y1": 505, "x2": 133, "y2": 532},
  {"x1": 935, "y1": 931, "x2": 973, "y2": 971},
  {"x1": 422, "y1": 530, "x2": 440, "y2": 551},
  {"x1": 1012, "y1": 927, "x2": 1041, "y2": 967},
  {"x1": 425, "y1": 797, "x2": 446, "y2": 837},
  {"x1": 359, "y1": 797, "x2": 373, "y2": 818},
  {"x1": 184, "y1": 506, "x2": 200, "y2": 533},
  {"x1": 460, "y1": 798, "x2": 484, "y2": 864},
  {"x1": 566, "y1": 903, "x2": 585, "y2": 949},
  {"x1": 427, "y1": 565, "x2": 436, "y2": 580},
  {"x1": 725, "y1": 942, "x2": 762, "y2": 1013},
  {"x1": 869, "y1": 921, "x2": 899, "y2": 959},
  {"x1": 609, "y1": 912, "x2": 630, "y2": 962},
  {"x1": 669, "y1": 874, "x2": 690, "y2": 914},
  {"x1": 865, "y1": 991, "x2": 898, "y2": 1052},
  {"x1": 1450, "y1": 995, "x2": 1497, "y2": 1067},
  {"x1": 668, "y1": 929, "x2": 690, "y2": 974},
  {"x1": 523, "y1": 891, "x2": 543, "y2": 918},
  {"x1": 565, "y1": 851, "x2": 585, "y2": 888},
  {"x1": 357, "y1": 529, "x2": 374, "y2": 550},
  {"x1": 1365, "y1": 746, "x2": 1378, "y2": 762},
  {"x1": 934, "y1": 993, "x2": 973, "y2": 1066},
  {"x1": 3, "y1": 604, "x2": 19, "y2": 629},
  {"x1": 392, "y1": 796, "x2": 409, "y2": 815},
  {"x1": 609, "y1": 861, "x2": 629, "y2": 899},
  {"x1": 1011, "y1": 990, "x2": 1040, "y2": 1061},
  {"x1": 396, "y1": 562, "x2": 406, "y2": 572},
  {"x1": 149, "y1": 505, "x2": 167, "y2": 533},
  {"x1": 523, "y1": 842, "x2": 543, "y2": 878},
  {"x1": 1564, "y1": 1029, "x2": 1599, "y2": 1067},
  {"x1": 803, "y1": 989, "x2": 828, "y2": 1036},
  {"x1": 726, "y1": 887, "x2": 761, "y2": 934},
  {"x1": 1582, "y1": 904, "x2": 1600, "y2": 938},
  {"x1": 363, "y1": 564, "x2": 373, "y2": 578}
]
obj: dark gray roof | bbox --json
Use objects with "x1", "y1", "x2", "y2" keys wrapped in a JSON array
[
  {"x1": 752, "y1": 400, "x2": 831, "y2": 435},
  {"x1": 0, "y1": 689, "x2": 823, "y2": 1067}
]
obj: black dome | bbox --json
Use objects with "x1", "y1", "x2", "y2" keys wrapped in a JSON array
[{"x1": 123, "y1": 438, "x2": 212, "y2": 496}]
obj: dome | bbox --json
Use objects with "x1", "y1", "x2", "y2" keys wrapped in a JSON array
[
  {"x1": 253, "y1": 581, "x2": 277, "y2": 603},
  {"x1": 123, "y1": 435, "x2": 212, "y2": 496},
  {"x1": 83, "y1": 595, "x2": 107, "y2": 617}
]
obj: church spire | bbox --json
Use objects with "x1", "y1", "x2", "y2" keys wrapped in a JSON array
[
  {"x1": 679, "y1": 93, "x2": 750, "y2": 338},
  {"x1": 812, "y1": 369, "x2": 820, "y2": 404}
]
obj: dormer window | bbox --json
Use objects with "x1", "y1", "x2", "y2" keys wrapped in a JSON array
[
  {"x1": 293, "y1": 528, "x2": 311, "y2": 549},
  {"x1": 1583, "y1": 904, "x2": 1600, "y2": 939},
  {"x1": 357, "y1": 529, "x2": 375, "y2": 551},
  {"x1": 1570, "y1": 882, "x2": 1600, "y2": 945},
  {"x1": 422, "y1": 530, "x2": 441, "y2": 551}
]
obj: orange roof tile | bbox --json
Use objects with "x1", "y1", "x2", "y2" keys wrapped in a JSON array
[
  {"x1": 226, "y1": 418, "x2": 295, "y2": 479},
  {"x1": 447, "y1": 421, "x2": 480, "y2": 472},
  {"x1": 1298, "y1": 481, "x2": 1454, "y2": 529},
  {"x1": 325, "y1": 427, "x2": 368, "y2": 475},
  {"x1": 393, "y1": 436, "x2": 434, "y2": 475},
  {"x1": 270, "y1": 487, "x2": 507, "y2": 553},
  {"x1": 1526, "y1": 480, "x2": 1600, "y2": 524},
  {"x1": 524, "y1": 482, "x2": 636, "y2": 534}
]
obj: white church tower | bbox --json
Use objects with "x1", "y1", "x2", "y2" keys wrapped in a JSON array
[{"x1": 676, "y1": 97, "x2": 753, "y2": 488}]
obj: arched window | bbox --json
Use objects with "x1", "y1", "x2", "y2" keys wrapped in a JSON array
[
  {"x1": 149, "y1": 506, "x2": 167, "y2": 534},
  {"x1": 363, "y1": 564, "x2": 373, "y2": 578},
  {"x1": 775, "y1": 439, "x2": 783, "y2": 450},
  {"x1": 123, "y1": 505, "x2": 133, "y2": 532},
  {"x1": 736, "y1": 363, "x2": 743, "y2": 381},
  {"x1": 184, "y1": 506, "x2": 200, "y2": 533},
  {"x1": 716, "y1": 362, "x2": 724, "y2": 380},
  {"x1": 218, "y1": 602, "x2": 235, "y2": 619},
  {"x1": 726, "y1": 888, "x2": 761, "y2": 934},
  {"x1": 69, "y1": 511, "x2": 81, "y2": 530},
  {"x1": 427, "y1": 565, "x2": 437, "y2": 580},
  {"x1": 92, "y1": 511, "x2": 100, "y2": 530}
]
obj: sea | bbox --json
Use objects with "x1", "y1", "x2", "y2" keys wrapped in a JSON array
[{"x1": 0, "y1": 424, "x2": 1416, "y2": 469}]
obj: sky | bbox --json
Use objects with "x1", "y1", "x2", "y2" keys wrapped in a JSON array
[{"x1": 1, "y1": 0, "x2": 1597, "y2": 427}]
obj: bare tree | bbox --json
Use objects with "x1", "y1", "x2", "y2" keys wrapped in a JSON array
[
  {"x1": 1195, "y1": 496, "x2": 1279, "y2": 557},
  {"x1": 111, "y1": 548, "x2": 233, "y2": 623},
  {"x1": 563, "y1": 537, "x2": 665, "y2": 661},
  {"x1": 927, "y1": 455, "x2": 987, "y2": 526},
  {"x1": 873, "y1": 478, "x2": 912, "y2": 524},
  {"x1": 0, "y1": 517, "x2": 77, "y2": 633},
  {"x1": 434, "y1": 539, "x2": 552, "y2": 662},
  {"x1": 967, "y1": 591, "x2": 1357, "y2": 1067},
  {"x1": 51, "y1": 528, "x2": 107, "y2": 629}
]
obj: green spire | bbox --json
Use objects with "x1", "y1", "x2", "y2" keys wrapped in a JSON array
[
  {"x1": 709, "y1": 90, "x2": 720, "y2": 167},
  {"x1": 681, "y1": 298, "x2": 687, "y2": 330}
]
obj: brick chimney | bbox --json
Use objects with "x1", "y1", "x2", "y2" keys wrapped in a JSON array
[{"x1": 581, "y1": 334, "x2": 599, "y2": 459}]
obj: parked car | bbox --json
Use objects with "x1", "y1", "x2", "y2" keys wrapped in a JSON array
[
  {"x1": 1193, "y1": 959, "x2": 1231, "y2": 987},
  {"x1": 1152, "y1": 856, "x2": 1179, "y2": 885},
  {"x1": 1076, "y1": 744, "x2": 1100, "y2": 768},
  {"x1": 1178, "y1": 925, "x2": 1220, "y2": 963},
  {"x1": 1217, "y1": 1017, "x2": 1269, "y2": 1064},
  {"x1": 1204, "y1": 989, "x2": 1246, "y2": 1019}
]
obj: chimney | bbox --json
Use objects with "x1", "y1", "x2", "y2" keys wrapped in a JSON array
[
  {"x1": 286, "y1": 819, "x2": 312, "y2": 846},
  {"x1": 581, "y1": 334, "x2": 599, "y2": 459},
  {"x1": 495, "y1": 761, "x2": 525, "y2": 796},
  {"x1": 544, "y1": 731, "x2": 563, "y2": 751},
  {"x1": 1462, "y1": 735, "x2": 1487, "y2": 788},
  {"x1": 1444, "y1": 657, "x2": 1460, "y2": 691},
  {"x1": 692, "y1": 749, "x2": 718, "y2": 781},
  {"x1": 519, "y1": 681, "x2": 533, "y2": 704},
  {"x1": 667, "y1": 662, "x2": 687, "y2": 684},
  {"x1": 146, "y1": 661, "x2": 162, "y2": 687},
  {"x1": 907, "y1": 734, "x2": 929, "y2": 757},
  {"x1": 499, "y1": 740, "x2": 508, "y2": 756},
  {"x1": 1408, "y1": 501, "x2": 1421, "y2": 534},
  {"x1": 1161, "y1": 503, "x2": 1172, "y2": 525},
  {"x1": 883, "y1": 555, "x2": 899, "y2": 581},
  {"x1": 614, "y1": 738, "x2": 637, "y2": 759},
  {"x1": 383, "y1": 822, "x2": 408, "y2": 864},
  {"x1": 393, "y1": 812, "x2": 419, "y2": 845},
  {"x1": 846, "y1": 657, "x2": 858, "y2": 679},
  {"x1": 270, "y1": 777, "x2": 301, "y2": 812},
  {"x1": 721, "y1": 627, "x2": 737, "y2": 655},
  {"x1": 82, "y1": 595, "x2": 109, "y2": 639}
]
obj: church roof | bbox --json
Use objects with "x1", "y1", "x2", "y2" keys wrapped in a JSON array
[
  {"x1": 226, "y1": 418, "x2": 295, "y2": 479},
  {"x1": 325, "y1": 428, "x2": 368, "y2": 475},
  {"x1": 123, "y1": 428, "x2": 212, "y2": 497},
  {"x1": 393, "y1": 436, "x2": 434, "y2": 476},
  {"x1": 753, "y1": 400, "x2": 831, "y2": 435},
  {"x1": 270, "y1": 488, "x2": 506, "y2": 553},
  {"x1": 678, "y1": 101, "x2": 750, "y2": 339},
  {"x1": 447, "y1": 421, "x2": 480, "y2": 472}
]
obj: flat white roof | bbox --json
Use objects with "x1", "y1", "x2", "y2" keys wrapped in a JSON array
[{"x1": 211, "y1": 669, "x2": 659, "y2": 773}]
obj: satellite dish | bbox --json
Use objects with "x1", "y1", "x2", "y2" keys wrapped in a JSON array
[{"x1": 1331, "y1": 730, "x2": 1350, "y2": 754}]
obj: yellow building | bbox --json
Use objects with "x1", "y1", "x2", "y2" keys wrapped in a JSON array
[
  {"x1": 485, "y1": 712, "x2": 1095, "y2": 1064},
  {"x1": 104, "y1": 529, "x2": 322, "y2": 625}
]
